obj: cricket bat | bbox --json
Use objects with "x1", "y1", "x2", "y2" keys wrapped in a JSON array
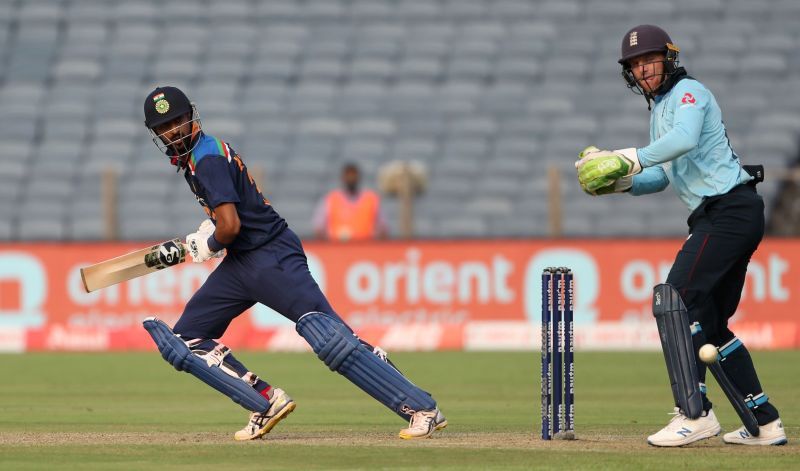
[{"x1": 80, "y1": 238, "x2": 188, "y2": 292}]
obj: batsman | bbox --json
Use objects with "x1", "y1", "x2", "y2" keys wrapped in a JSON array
[
  {"x1": 140, "y1": 86, "x2": 446, "y2": 441},
  {"x1": 576, "y1": 25, "x2": 786, "y2": 446}
]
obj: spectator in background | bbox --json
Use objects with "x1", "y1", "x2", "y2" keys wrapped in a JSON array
[{"x1": 313, "y1": 163, "x2": 388, "y2": 241}]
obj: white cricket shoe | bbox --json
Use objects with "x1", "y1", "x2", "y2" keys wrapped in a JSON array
[
  {"x1": 647, "y1": 408, "x2": 721, "y2": 447},
  {"x1": 398, "y1": 409, "x2": 448, "y2": 440},
  {"x1": 723, "y1": 419, "x2": 787, "y2": 446},
  {"x1": 234, "y1": 388, "x2": 296, "y2": 441}
]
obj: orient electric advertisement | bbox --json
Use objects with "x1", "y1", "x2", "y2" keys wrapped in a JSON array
[{"x1": 0, "y1": 239, "x2": 796, "y2": 352}]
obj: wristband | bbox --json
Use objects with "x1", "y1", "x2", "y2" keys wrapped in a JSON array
[{"x1": 207, "y1": 234, "x2": 227, "y2": 252}]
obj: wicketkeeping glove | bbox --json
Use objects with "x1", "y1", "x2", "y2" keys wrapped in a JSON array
[
  {"x1": 591, "y1": 175, "x2": 632, "y2": 195},
  {"x1": 575, "y1": 146, "x2": 641, "y2": 194}
]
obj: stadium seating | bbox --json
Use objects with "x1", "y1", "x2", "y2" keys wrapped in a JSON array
[{"x1": 1, "y1": 0, "x2": 798, "y2": 240}]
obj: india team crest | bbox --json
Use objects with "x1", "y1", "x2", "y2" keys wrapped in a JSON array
[{"x1": 155, "y1": 99, "x2": 170, "y2": 114}]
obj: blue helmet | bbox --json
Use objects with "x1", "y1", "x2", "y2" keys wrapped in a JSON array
[
  {"x1": 619, "y1": 25, "x2": 681, "y2": 100},
  {"x1": 144, "y1": 86, "x2": 203, "y2": 168}
]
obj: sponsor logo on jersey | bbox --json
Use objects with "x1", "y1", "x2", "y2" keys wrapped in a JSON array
[{"x1": 681, "y1": 92, "x2": 696, "y2": 105}]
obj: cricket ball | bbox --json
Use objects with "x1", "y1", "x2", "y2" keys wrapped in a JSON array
[{"x1": 699, "y1": 344, "x2": 718, "y2": 365}]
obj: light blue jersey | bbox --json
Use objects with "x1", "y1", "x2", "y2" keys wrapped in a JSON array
[{"x1": 630, "y1": 77, "x2": 752, "y2": 211}]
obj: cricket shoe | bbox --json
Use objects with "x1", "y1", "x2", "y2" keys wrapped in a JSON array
[
  {"x1": 398, "y1": 409, "x2": 448, "y2": 440},
  {"x1": 723, "y1": 418, "x2": 787, "y2": 446},
  {"x1": 234, "y1": 388, "x2": 296, "y2": 441},
  {"x1": 647, "y1": 407, "x2": 721, "y2": 447}
]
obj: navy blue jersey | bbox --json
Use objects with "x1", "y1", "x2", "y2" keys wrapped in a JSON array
[{"x1": 183, "y1": 133, "x2": 286, "y2": 252}]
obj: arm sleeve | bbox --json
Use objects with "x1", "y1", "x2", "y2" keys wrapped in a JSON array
[
  {"x1": 194, "y1": 155, "x2": 241, "y2": 208},
  {"x1": 637, "y1": 82, "x2": 708, "y2": 167},
  {"x1": 630, "y1": 165, "x2": 670, "y2": 195}
]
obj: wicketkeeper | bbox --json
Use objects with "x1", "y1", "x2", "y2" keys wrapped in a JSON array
[
  {"x1": 140, "y1": 86, "x2": 447, "y2": 441},
  {"x1": 576, "y1": 25, "x2": 786, "y2": 447}
]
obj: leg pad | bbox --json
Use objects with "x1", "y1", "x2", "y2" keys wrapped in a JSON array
[
  {"x1": 713, "y1": 338, "x2": 761, "y2": 436},
  {"x1": 296, "y1": 312, "x2": 435, "y2": 419},
  {"x1": 653, "y1": 284, "x2": 704, "y2": 419},
  {"x1": 143, "y1": 317, "x2": 270, "y2": 413}
]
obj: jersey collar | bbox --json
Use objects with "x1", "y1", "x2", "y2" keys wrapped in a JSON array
[{"x1": 654, "y1": 67, "x2": 689, "y2": 103}]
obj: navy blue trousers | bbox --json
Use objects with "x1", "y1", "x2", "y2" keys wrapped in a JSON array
[
  {"x1": 666, "y1": 184, "x2": 764, "y2": 344},
  {"x1": 665, "y1": 184, "x2": 778, "y2": 423},
  {"x1": 174, "y1": 228, "x2": 336, "y2": 340}
]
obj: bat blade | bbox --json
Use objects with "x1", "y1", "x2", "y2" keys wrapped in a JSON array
[{"x1": 80, "y1": 238, "x2": 188, "y2": 292}]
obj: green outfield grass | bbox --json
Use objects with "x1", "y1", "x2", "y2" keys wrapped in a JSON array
[{"x1": 0, "y1": 351, "x2": 798, "y2": 470}]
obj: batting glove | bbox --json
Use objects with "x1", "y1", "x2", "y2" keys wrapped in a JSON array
[
  {"x1": 197, "y1": 219, "x2": 215, "y2": 236},
  {"x1": 186, "y1": 231, "x2": 223, "y2": 263}
]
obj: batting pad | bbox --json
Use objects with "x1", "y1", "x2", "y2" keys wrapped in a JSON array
[
  {"x1": 652, "y1": 284, "x2": 704, "y2": 419},
  {"x1": 142, "y1": 317, "x2": 270, "y2": 413},
  {"x1": 296, "y1": 312, "x2": 436, "y2": 420}
]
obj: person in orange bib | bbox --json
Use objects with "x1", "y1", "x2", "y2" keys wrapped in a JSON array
[{"x1": 314, "y1": 163, "x2": 388, "y2": 241}]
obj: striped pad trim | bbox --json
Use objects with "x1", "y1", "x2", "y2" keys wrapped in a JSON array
[
  {"x1": 690, "y1": 322, "x2": 702, "y2": 336},
  {"x1": 719, "y1": 337, "x2": 743, "y2": 359},
  {"x1": 744, "y1": 392, "x2": 769, "y2": 409}
]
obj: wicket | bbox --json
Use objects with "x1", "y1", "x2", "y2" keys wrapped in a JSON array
[{"x1": 541, "y1": 267, "x2": 575, "y2": 440}]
